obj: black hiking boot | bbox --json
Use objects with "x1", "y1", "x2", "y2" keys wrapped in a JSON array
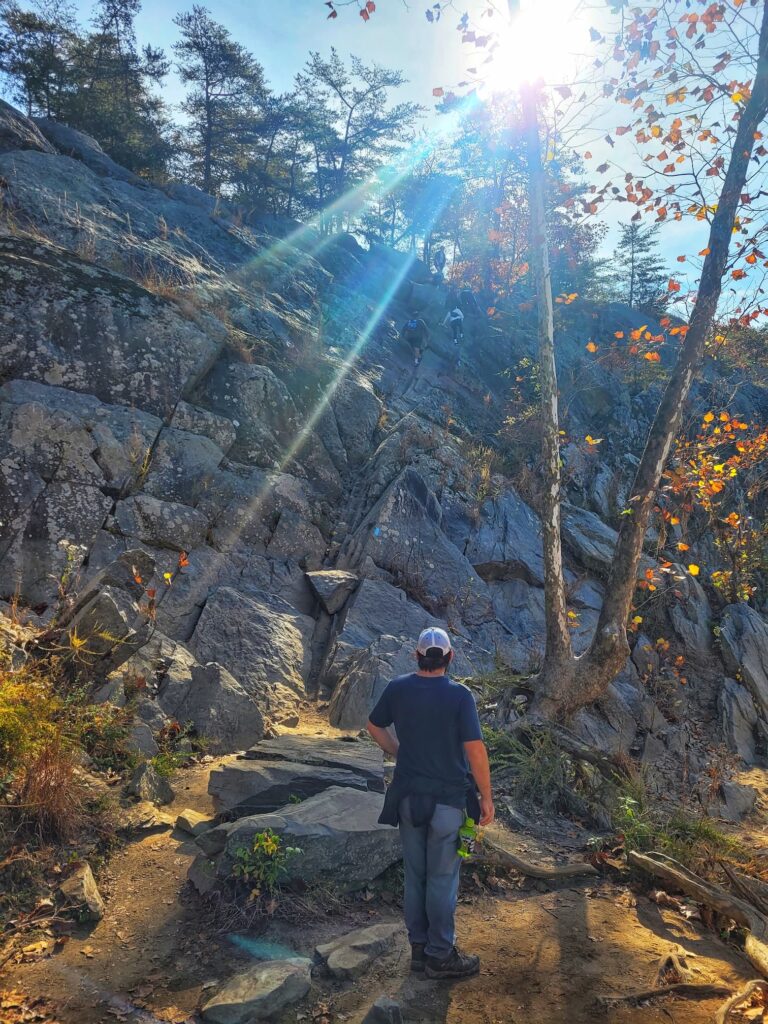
[
  {"x1": 425, "y1": 945, "x2": 480, "y2": 980},
  {"x1": 411, "y1": 943, "x2": 426, "y2": 972}
]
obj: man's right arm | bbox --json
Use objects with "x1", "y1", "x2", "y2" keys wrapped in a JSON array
[
  {"x1": 464, "y1": 740, "x2": 494, "y2": 826},
  {"x1": 367, "y1": 721, "x2": 399, "y2": 757}
]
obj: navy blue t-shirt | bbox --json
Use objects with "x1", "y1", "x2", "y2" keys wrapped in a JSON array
[{"x1": 369, "y1": 673, "x2": 483, "y2": 806}]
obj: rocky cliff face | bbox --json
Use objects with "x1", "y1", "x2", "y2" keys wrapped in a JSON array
[{"x1": 1, "y1": 99, "x2": 766, "y2": 805}]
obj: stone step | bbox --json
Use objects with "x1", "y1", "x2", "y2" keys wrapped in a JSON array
[{"x1": 243, "y1": 735, "x2": 385, "y2": 792}]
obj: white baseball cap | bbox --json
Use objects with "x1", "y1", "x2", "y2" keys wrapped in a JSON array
[{"x1": 416, "y1": 627, "x2": 452, "y2": 655}]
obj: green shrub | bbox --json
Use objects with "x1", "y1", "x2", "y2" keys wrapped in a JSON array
[{"x1": 231, "y1": 829, "x2": 302, "y2": 898}]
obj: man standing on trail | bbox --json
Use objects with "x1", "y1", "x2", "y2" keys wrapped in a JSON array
[
  {"x1": 367, "y1": 627, "x2": 494, "y2": 980},
  {"x1": 399, "y1": 311, "x2": 429, "y2": 366}
]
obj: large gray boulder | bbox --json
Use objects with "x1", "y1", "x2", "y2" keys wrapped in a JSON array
[
  {"x1": 463, "y1": 488, "x2": 545, "y2": 585},
  {"x1": 562, "y1": 504, "x2": 655, "y2": 577},
  {"x1": 208, "y1": 759, "x2": 371, "y2": 815},
  {"x1": 341, "y1": 469, "x2": 493, "y2": 625},
  {"x1": 329, "y1": 372, "x2": 382, "y2": 465},
  {"x1": 158, "y1": 658, "x2": 264, "y2": 755},
  {"x1": 201, "y1": 361, "x2": 340, "y2": 496},
  {"x1": 190, "y1": 587, "x2": 313, "y2": 714},
  {"x1": 0, "y1": 100, "x2": 57, "y2": 155},
  {"x1": 329, "y1": 635, "x2": 416, "y2": 730},
  {"x1": 243, "y1": 736, "x2": 385, "y2": 792},
  {"x1": 719, "y1": 604, "x2": 768, "y2": 717},
  {"x1": 114, "y1": 495, "x2": 209, "y2": 552},
  {"x1": 141, "y1": 428, "x2": 224, "y2": 507},
  {"x1": 33, "y1": 118, "x2": 141, "y2": 183},
  {"x1": 718, "y1": 678, "x2": 760, "y2": 765},
  {"x1": 217, "y1": 787, "x2": 401, "y2": 889},
  {"x1": 0, "y1": 236, "x2": 222, "y2": 418},
  {"x1": 201, "y1": 958, "x2": 312, "y2": 1024}
]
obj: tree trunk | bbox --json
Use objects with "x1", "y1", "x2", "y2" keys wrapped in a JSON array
[
  {"x1": 528, "y1": 0, "x2": 768, "y2": 720},
  {"x1": 519, "y1": 77, "x2": 573, "y2": 678}
]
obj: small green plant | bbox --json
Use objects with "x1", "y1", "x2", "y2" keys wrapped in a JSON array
[
  {"x1": 482, "y1": 725, "x2": 606, "y2": 820},
  {"x1": 150, "y1": 750, "x2": 187, "y2": 778},
  {"x1": 232, "y1": 829, "x2": 302, "y2": 899},
  {"x1": 611, "y1": 781, "x2": 745, "y2": 875}
]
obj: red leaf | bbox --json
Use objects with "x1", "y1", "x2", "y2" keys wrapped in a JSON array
[
  {"x1": 327, "y1": 8, "x2": 337, "y2": 16},
  {"x1": 668, "y1": 279, "x2": 681, "y2": 292},
  {"x1": 433, "y1": 87, "x2": 444, "y2": 97},
  {"x1": 359, "y1": 6, "x2": 369, "y2": 19}
]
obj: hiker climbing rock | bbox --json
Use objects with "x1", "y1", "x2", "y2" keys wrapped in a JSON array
[
  {"x1": 367, "y1": 627, "x2": 494, "y2": 981},
  {"x1": 400, "y1": 311, "x2": 429, "y2": 366},
  {"x1": 459, "y1": 282, "x2": 481, "y2": 318},
  {"x1": 443, "y1": 306, "x2": 465, "y2": 345}
]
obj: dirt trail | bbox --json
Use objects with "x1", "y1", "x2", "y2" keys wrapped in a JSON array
[{"x1": 4, "y1": 709, "x2": 758, "y2": 1024}]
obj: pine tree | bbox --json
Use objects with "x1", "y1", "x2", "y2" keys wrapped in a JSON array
[
  {"x1": 612, "y1": 222, "x2": 669, "y2": 314},
  {"x1": 173, "y1": 5, "x2": 267, "y2": 196},
  {"x1": 0, "y1": 0, "x2": 76, "y2": 118}
]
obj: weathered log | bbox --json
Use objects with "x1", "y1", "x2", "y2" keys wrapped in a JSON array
[{"x1": 628, "y1": 851, "x2": 768, "y2": 978}]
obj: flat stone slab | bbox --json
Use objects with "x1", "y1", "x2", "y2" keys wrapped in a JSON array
[
  {"x1": 208, "y1": 759, "x2": 370, "y2": 816},
  {"x1": 218, "y1": 787, "x2": 402, "y2": 890},
  {"x1": 176, "y1": 808, "x2": 214, "y2": 837},
  {"x1": 243, "y1": 736, "x2": 385, "y2": 792},
  {"x1": 201, "y1": 957, "x2": 312, "y2": 1023},
  {"x1": 316, "y1": 922, "x2": 402, "y2": 979}
]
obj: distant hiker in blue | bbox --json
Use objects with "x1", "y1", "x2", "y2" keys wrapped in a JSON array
[
  {"x1": 400, "y1": 311, "x2": 429, "y2": 366},
  {"x1": 367, "y1": 627, "x2": 495, "y2": 980}
]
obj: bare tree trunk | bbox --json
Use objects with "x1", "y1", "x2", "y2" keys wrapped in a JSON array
[
  {"x1": 518, "y1": 77, "x2": 573, "y2": 682},
  {"x1": 529, "y1": 0, "x2": 768, "y2": 720}
]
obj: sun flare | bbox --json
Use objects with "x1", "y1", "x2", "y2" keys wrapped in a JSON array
[{"x1": 479, "y1": 0, "x2": 588, "y2": 95}]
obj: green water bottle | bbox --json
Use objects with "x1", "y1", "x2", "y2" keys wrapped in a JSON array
[{"x1": 457, "y1": 816, "x2": 478, "y2": 859}]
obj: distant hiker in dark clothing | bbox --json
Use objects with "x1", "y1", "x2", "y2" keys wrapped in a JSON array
[
  {"x1": 444, "y1": 286, "x2": 460, "y2": 312},
  {"x1": 400, "y1": 312, "x2": 429, "y2": 366},
  {"x1": 443, "y1": 307, "x2": 465, "y2": 345},
  {"x1": 459, "y1": 283, "x2": 481, "y2": 317},
  {"x1": 367, "y1": 627, "x2": 494, "y2": 980}
]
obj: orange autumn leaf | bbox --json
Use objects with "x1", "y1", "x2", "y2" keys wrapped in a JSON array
[
  {"x1": 644, "y1": 351, "x2": 661, "y2": 362},
  {"x1": 668, "y1": 279, "x2": 681, "y2": 292},
  {"x1": 586, "y1": 341, "x2": 598, "y2": 353}
]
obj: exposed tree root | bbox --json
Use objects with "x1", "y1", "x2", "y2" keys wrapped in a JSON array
[
  {"x1": 478, "y1": 828, "x2": 598, "y2": 879},
  {"x1": 652, "y1": 950, "x2": 693, "y2": 987},
  {"x1": 714, "y1": 979, "x2": 768, "y2": 1024},
  {"x1": 596, "y1": 983, "x2": 731, "y2": 1010},
  {"x1": 628, "y1": 851, "x2": 768, "y2": 978}
]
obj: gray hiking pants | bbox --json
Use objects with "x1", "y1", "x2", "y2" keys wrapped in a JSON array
[{"x1": 399, "y1": 796, "x2": 464, "y2": 959}]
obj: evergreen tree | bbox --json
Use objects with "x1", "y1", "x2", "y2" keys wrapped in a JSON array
[
  {"x1": 612, "y1": 222, "x2": 669, "y2": 313},
  {"x1": 173, "y1": 5, "x2": 267, "y2": 195},
  {"x1": 296, "y1": 48, "x2": 421, "y2": 229},
  {"x1": 0, "y1": 0, "x2": 76, "y2": 118},
  {"x1": 64, "y1": 0, "x2": 169, "y2": 176}
]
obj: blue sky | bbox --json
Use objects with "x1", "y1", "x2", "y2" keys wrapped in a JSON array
[{"x1": 26, "y1": 0, "x2": 708, "y2": 269}]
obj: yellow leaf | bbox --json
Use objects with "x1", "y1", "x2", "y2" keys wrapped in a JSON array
[
  {"x1": 703, "y1": 411, "x2": 715, "y2": 423},
  {"x1": 585, "y1": 435, "x2": 603, "y2": 445},
  {"x1": 731, "y1": 92, "x2": 744, "y2": 103},
  {"x1": 632, "y1": 615, "x2": 643, "y2": 624},
  {"x1": 688, "y1": 564, "x2": 700, "y2": 576},
  {"x1": 586, "y1": 341, "x2": 598, "y2": 353}
]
